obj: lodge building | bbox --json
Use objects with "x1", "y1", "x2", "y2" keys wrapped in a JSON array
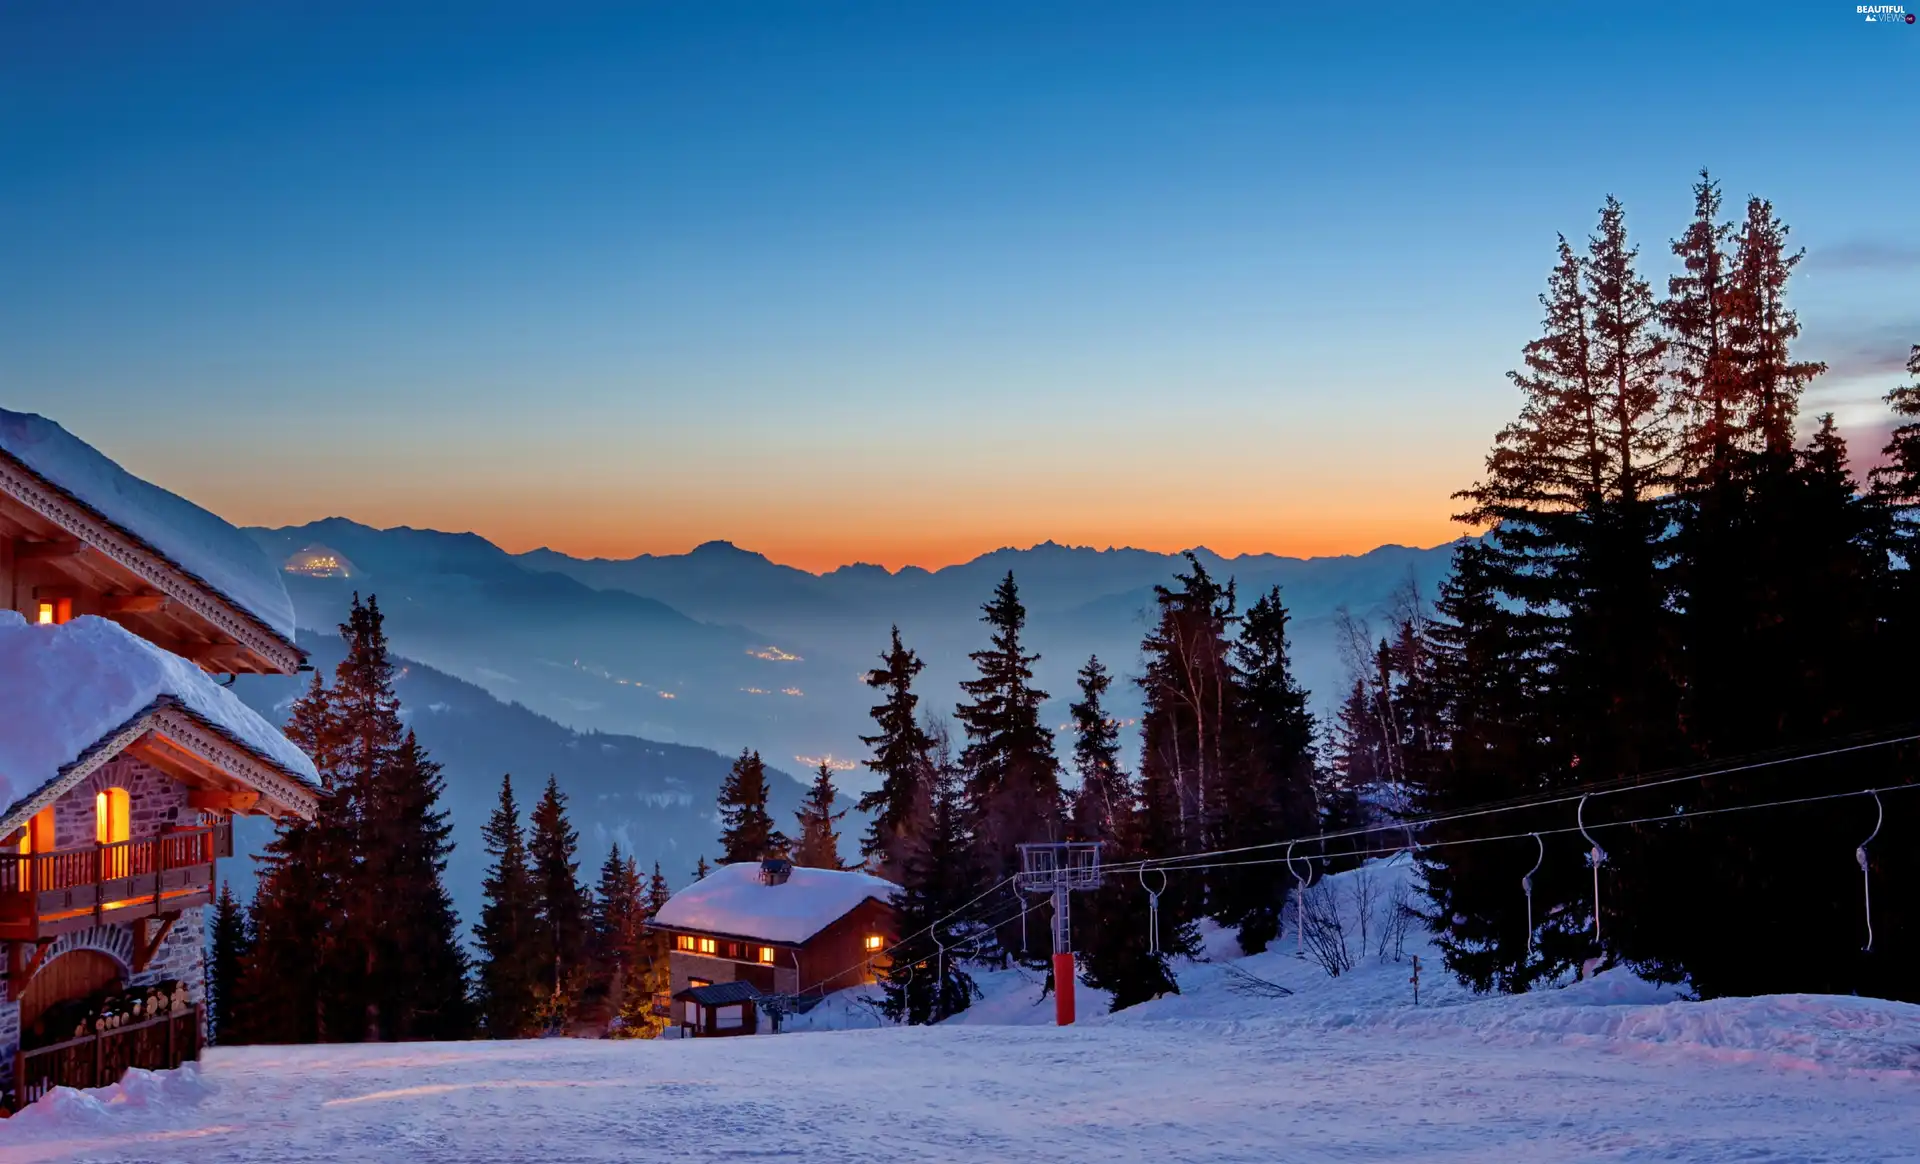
[
  {"x1": 0, "y1": 409, "x2": 320, "y2": 1110},
  {"x1": 648, "y1": 859, "x2": 897, "y2": 1037}
]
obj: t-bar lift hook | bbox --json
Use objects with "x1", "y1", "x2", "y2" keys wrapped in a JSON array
[
  {"x1": 1857, "y1": 791, "x2": 1884, "y2": 953},
  {"x1": 1577, "y1": 794, "x2": 1607, "y2": 948},
  {"x1": 1522, "y1": 832, "x2": 1545, "y2": 955},
  {"x1": 1139, "y1": 867, "x2": 1168, "y2": 955},
  {"x1": 1287, "y1": 841, "x2": 1315, "y2": 959}
]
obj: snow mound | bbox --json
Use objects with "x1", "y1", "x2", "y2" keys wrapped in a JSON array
[
  {"x1": 0, "y1": 613, "x2": 319, "y2": 815},
  {"x1": 1330, "y1": 987, "x2": 1920, "y2": 1076},
  {"x1": 651, "y1": 862, "x2": 897, "y2": 944},
  {"x1": 0, "y1": 408, "x2": 296, "y2": 642},
  {"x1": 7, "y1": 1063, "x2": 212, "y2": 1131}
]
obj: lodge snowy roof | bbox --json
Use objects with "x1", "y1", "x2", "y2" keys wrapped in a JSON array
[
  {"x1": 0, "y1": 408, "x2": 298, "y2": 643},
  {"x1": 651, "y1": 861, "x2": 898, "y2": 945},
  {"x1": 0, "y1": 612, "x2": 320, "y2": 824}
]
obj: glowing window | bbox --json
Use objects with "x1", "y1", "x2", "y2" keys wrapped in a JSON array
[
  {"x1": 697, "y1": 937, "x2": 717, "y2": 955},
  {"x1": 35, "y1": 598, "x2": 73, "y2": 625},
  {"x1": 757, "y1": 946, "x2": 775, "y2": 964},
  {"x1": 864, "y1": 935, "x2": 884, "y2": 952},
  {"x1": 96, "y1": 788, "x2": 131, "y2": 878},
  {"x1": 676, "y1": 934, "x2": 695, "y2": 952}
]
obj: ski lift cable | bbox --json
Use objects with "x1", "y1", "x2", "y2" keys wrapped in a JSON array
[
  {"x1": 1094, "y1": 781, "x2": 1919, "y2": 880},
  {"x1": 1858, "y1": 791, "x2": 1884, "y2": 953},
  {"x1": 1120, "y1": 731, "x2": 1920, "y2": 875}
]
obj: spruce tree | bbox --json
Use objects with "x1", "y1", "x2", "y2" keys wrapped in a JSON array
[
  {"x1": 880, "y1": 720, "x2": 976, "y2": 1024},
  {"x1": 1066, "y1": 657, "x2": 1128, "y2": 845},
  {"x1": 955, "y1": 573, "x2": 1064, "y2": 881},
  {"x1": 528, "y1": 776, "x2": 589, "y2": 1017},
  {"x1": 207, "y1": 881, "x2": 251, "y2": 1045},
  {"x1": 694, "y1": 855, "x2": 711, "y2": 881},
  {"x1": 1217, "y1": 587, "x2": 1318, "y2": 952},
  {"x1": 362, "y1": 732, "x2": 473, "y2": 1040},
  {"x1": 588, "y1": 845, "x2": 644, "y2": 1026},
  {"x1": 475, "y1": 774, "x2": 540, "y2": 1038},
  {"x1": 1063, "y1": 655, "x2": 1177, "y2": 1011},
  {"x1": 647, "y1": 861, "x2": 672, "y2": 914},
  {"x1": 856, "y1": 626, "x2": 932, "y2": 877},
  {"x1": 718, "y1": 749, "x2": 786, "y2": 863},
  {"x1": 613, "y1": 859, "x2": 672, "y2": 1039},
  {"x1": 237, "y1": 671, "x2": 338, "y2": 1044},
  {"x1": 794, "y1": 762, "x2": 852, "y2": 870}
]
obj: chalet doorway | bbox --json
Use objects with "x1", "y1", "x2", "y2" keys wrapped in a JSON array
[{"x1": 19, "y1": 949, "x2": 124, "y2": 1041}]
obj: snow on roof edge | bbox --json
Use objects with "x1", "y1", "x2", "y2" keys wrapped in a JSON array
[
  {"x1": 0, "y1": 410, "x2": 299, "y2": 646},
  {"x1": 0, "y1": 613, "x2": 319, "y2": 828},
  {"x1": 650, "y1": 861, "x2": 899, "y2": 945}
]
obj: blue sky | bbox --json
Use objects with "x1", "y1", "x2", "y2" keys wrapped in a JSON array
[{"x1": 2, "y1": 1, "x2": 1914, "y2": 569}]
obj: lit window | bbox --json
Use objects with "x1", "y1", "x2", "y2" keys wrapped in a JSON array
[
  {"x1": 697, "y1": 937, "x2": 717, "y2": 955},
  {"x1": 36, "y1": 598, "x2": 73, "y2": 625},
  {"x1": 96, "y1": 787, "x2": 131, "y2": 878},
  {"x1": 864, "y1": 935, "x2": 884, "y2": 952},
  {"x1": 36, "y1": 602, "x2": 54, "y2": 625},
  {"x1": 758, "y1": 946, "x2": 775, "y2": 964},
  {"x1": 676, "y1": 934, "x2": 695, "y2": 952}
]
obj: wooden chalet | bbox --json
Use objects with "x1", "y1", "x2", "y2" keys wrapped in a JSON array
[
  {"x1": 649, "y1": 859, "x2": 897, "y2": 1037},
  {"x1": 0, "y1": 409, "x2": 305, "y2": 676},
  {"x1": 0, "y1": 409, "x2": 319, "y2": 1111}
]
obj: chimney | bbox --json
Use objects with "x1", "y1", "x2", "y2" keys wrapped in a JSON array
[{"x1": 759, "y1": 858, "x2": 792, "y2": 886}]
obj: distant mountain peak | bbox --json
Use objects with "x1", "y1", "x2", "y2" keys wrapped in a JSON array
[{"x1": 690, "y1": 539, "x2": 772, "y2": 562}]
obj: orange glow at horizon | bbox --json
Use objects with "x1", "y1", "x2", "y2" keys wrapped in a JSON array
[
  {"x1": 120, "y1": 414, "x2": 1485, "y2": 574},
  {"x1": 212, "y1": 487, "x2": 1468, "y2": 574}
]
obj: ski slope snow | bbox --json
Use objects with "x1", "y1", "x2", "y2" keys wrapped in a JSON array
[{"x1": 5, "y1": 860, "x2": 1917, "y2": 1163}]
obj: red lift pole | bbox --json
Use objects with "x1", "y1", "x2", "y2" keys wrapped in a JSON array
[{"x1": 1018, "y1": 842, "x2": 1102, "y2": 1026}]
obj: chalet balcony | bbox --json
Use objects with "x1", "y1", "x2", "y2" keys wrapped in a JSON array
[{"x1": 0, "y1": 821, "x2": 231, "y2": 943}]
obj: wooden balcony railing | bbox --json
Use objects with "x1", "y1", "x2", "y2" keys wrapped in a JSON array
[
  {"x1": 0, "y1": 821, "x2": 231, "y2": 941},
  {"x1": 10, "y1": 1005, "x2": 202, "y2": 1111}
]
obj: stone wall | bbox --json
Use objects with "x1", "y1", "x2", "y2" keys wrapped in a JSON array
[
  {"x1": 2, "y1": 757, "x2": 210, "y2": 1102},
  {"x1": 52, "y1": 754, "x2": 197, "y2": 848}
]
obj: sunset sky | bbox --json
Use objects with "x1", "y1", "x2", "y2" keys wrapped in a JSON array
[{"x1": 3, "y1": 3, "x2": 1915, "y2": 572}]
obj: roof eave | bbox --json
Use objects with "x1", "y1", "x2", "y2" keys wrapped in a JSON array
[
  {"x1": 0, "y1": 448, "x2": 305, "y2": 674},
  {"x1": 0, "y1": 695, "x2": 320, "y2": 839}
]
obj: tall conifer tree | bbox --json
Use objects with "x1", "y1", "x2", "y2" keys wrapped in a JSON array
[
  {"x1": 955, "y1": 573, "x2": 1063, "y2": 880},
  {"x1": 475, "y1": 774, "x2": 540, "y2": 1038},
  {"x1": 718, "y1": 749, "x2": 786, "y2": 863},
  {"x1": 528, "y1": 775, "x2": 588, "y2": 1021},
  {"x1": 207, "y1": 882, "x2": 251, "y2": 1045},
  {"x1": 795, "y1": 762, "x2": 852, "y2": 870},
  {"x1": 856, "y1": 627, "x2": 932, "y2": 877}
]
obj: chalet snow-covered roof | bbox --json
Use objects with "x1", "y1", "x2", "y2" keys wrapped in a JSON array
[
  {"x1": 651, "y1": 861, "x2": 898, "y2": 945},
  {"x1": 0, "y1": 408, "x2": 298, "y2": 643},
  {"x1": 0, "y1": 613, "x2": 320, "y2": 831}
]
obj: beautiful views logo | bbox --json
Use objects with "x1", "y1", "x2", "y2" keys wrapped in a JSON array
[{"x1": 1857, "y1": 4, "x2": 1915, "y2": 22}]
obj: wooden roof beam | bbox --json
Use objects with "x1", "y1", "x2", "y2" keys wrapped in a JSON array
[
  {"x1": 14, "y1": 538, "x2": 84, "y2": 561},
  {"x1": 103, "y1": 592, "x2": 170, "y2": 615}
]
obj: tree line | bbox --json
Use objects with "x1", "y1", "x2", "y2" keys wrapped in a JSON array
[
  {"x1": 807, "y1": 173, "x2": 1919, "y2": 1023},
  {"x1": 210, "y1": 172, "x2": 1919, "y2": 1042},
  {"x1": 210, "y1": 596, "x2": 680, "y2": 1043}
]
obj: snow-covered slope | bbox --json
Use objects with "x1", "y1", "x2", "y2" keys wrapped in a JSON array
[
  {"x1": 0, "y1": 408, "x2": 296, "y2": 641},
  {"x1": 6, "y1": 859, "x2": 1917, "y2": 1162},
  {"x1": 0, "y1": 613, "x2": 318, "y2": 816}
]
